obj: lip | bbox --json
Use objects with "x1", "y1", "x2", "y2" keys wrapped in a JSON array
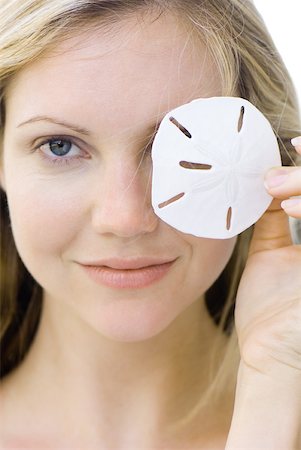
[{"x1": 78, "y1": 257, "x2": 176, "y2": 289}]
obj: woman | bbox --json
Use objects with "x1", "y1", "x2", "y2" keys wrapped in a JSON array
[{"x1": 0, "y1": 1, "x2": 300, "y2": 448}]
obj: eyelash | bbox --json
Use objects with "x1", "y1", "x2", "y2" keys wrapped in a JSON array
[
  {"x1": 34, "y1": 136, "x2": 88, "y2": 166},
  {"x1": 33, "y1": 133, "x2": 156, "y2": 167}
]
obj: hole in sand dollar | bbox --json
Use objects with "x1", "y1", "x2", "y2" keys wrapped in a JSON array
[
  {"x1": 169, "y1": 117, "x2": 192, "y2": 138},
  {"x1": 226, "y1": 207, "x2": 232, "y2": 230},
  {"x1": 179, "y1": 161, "x2": 212, "y2": 170},
  {"x1": 237, "y1": 106, "x2": 245, "y2": 133},
  {"x1": 158, "y1": 192, "x2": 185, "y2": 209}
]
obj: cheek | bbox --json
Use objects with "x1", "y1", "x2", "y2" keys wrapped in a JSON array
[
  {"x1": 187, "y1": 235, "x2": 237, "y2": 288},
  {"x1": 5, "y1": 176, "x2": 88, "y2": 272}
]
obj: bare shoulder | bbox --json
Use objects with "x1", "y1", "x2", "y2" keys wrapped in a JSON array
[
  {"x1": 0, "y1": 376, "x2": 13, "y2": 434},
  {"x1": 0, "y1": 379, "x2": 16, "y2": 449},
  {"x1": 0, "y1": 435, "x2": 57, "y2": 450},
  {"x1": 0, "y1": 375, "x2": 58, "y2": 450},
  {"x1": 0, "y1": 375, "x2": 26, "y2": 449}
]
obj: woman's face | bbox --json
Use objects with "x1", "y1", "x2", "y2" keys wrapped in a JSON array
[{"x1": 2, "y1": 14, "x2": 236, "y2": 341}]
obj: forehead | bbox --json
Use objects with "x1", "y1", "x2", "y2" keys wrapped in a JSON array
[{"x1": 5, "y1": 13, "x2": 221, "y2": 138}]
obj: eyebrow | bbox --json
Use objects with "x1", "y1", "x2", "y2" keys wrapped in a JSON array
[{"x1": 17, "y1": 116, "x2": 91, "y2": 136}]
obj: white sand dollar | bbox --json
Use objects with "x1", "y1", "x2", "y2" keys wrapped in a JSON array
[{"x1": 151, "y1": 97, "x2": 281, "y2": 239}]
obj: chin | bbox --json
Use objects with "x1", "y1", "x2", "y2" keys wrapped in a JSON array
[{"x1": 85, "y1": 296, "x2": 181, "y2": 343}]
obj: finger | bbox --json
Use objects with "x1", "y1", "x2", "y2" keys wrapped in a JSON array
[
  {"x1": 249, "y1": 198, "x2": 292, "y2": 256},
  {"x1": 291, "y1": 136, "x2": 301, "y2": 154},
  {"x1": 264, "y1": 166, "x2": 301, "y2": 220},
  {"x1": 281, "y1": 198, "x2": 301, "y2": 219},
  {"x1": 264, "y1": 166, "x2": 301, "y2": 199}
]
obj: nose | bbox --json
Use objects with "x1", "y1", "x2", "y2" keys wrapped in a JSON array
[{"x1": 91, "y1": 159, "x2": 159, "y2": 238}]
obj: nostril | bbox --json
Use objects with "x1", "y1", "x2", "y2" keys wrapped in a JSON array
[{"x1": 91, "y1": 186, "x2": 158, "y2": 237}]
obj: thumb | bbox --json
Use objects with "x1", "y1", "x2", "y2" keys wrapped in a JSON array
[{"x1": 248, "y1": 198, "x2": 292, "y2": 257}]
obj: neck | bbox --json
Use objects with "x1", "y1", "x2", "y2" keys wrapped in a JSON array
[{"x1": 8, "y1": 294, "x2": 234, "y2": 447}]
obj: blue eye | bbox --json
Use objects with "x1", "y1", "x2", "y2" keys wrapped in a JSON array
[
  {"x1": 36, "y1": 136, "x2": 88, "y2": 166},
  {"x1": 47, "y1": 139, "x2": 72, "y2": 156}
]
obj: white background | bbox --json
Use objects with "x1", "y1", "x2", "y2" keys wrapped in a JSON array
[
  {"x1": 253, "y1": 1, "x2": 301, "y2": 108},
  {"x1": 253, "y1": 1, "x2": 301, "y2": 241}
]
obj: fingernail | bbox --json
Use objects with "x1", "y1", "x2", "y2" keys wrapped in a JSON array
[
  {"x1": 291, "y1": 136, "x2": 301, "y2": 147},
  {"x1": 264, "y1": 174, "x2": 288, "y2": 189},
  {"x1": 281, "y1": 199, "x2": 301, "y2": 209}
]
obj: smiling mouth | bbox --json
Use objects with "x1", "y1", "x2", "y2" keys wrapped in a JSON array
[{"x1": 79, "y1": 259, "x2": 176, "y2": 289}]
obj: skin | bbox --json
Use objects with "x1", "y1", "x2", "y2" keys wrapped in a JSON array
[
  {"x1": 0, "y1": 13, "x2": 236, "y2": 449},
  {"x1": 1, "y1": 11, "x2": 301, "y2": 450}
]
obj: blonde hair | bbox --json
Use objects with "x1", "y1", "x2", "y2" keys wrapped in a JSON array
[{"x1": 1, "y1": 0, "x2": 300, "y2": 419}]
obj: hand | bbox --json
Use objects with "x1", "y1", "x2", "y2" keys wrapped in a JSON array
[
  {"x1": 235, "y1": 138, "x2": 301, "y2": 377},
  {"x1": 225, "y1": 139, "x2": 301, "y2": 449}
]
